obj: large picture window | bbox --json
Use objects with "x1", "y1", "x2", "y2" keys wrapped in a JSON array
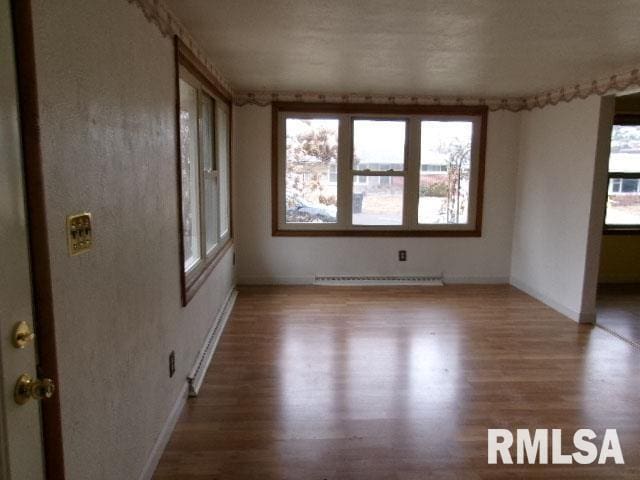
[
  {"x1": 177, "y1": 41, "x2": 232, "y2": 304},
  {"x1": 272, "y1": 103, "x2": 487, "y2": 236},
  {"x1": 604, "y1": 115, "x2": 640, "y2": 233}
]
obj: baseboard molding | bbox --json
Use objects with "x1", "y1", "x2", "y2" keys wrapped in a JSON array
[
  {"x1": 314, "y1": 275, "x2": 443, "y2": 286},
  {"x1": 239, "y1": 275, "x2": 509, "y2": 286},
  {"x1": 238, "y1": 275, "x2": 314, "y2": 285},
  {"x1": 444, "y1": 275, "x2": 509, "y2": 284},
  {"x1": 509, "y1": 276, "x2": 594, "y2": 323},
  {"x1": 188, "y1": 288, "x2": 237, "y2": 396},
  {"x1": 139, "y1": 287, "x2": 238, "y2": 480},
  {"x1": 138, "y1": 382, "x2": 188, "y2": 480}
]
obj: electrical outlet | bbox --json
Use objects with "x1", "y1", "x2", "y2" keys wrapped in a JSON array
[
  {"x1": 399, "y1": 250, "x2": 407, "y2": 261},
  {"x1": 169, "y1": 351, "x2": 175, "y2": 378}
]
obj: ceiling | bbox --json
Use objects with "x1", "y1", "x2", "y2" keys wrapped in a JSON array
[{"x1": 165, "y1": 0, "x2": 640, "y2": 98}]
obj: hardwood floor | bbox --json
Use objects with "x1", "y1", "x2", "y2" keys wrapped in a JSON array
[
  {"x1": 154, "y1": 285, "x2": 640, "y2": 479},
  {"x1": 597, "y1": 284, "x2": 640, "y2": 346}
]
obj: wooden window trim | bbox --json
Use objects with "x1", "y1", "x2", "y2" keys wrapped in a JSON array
[
  {"x1": 175, "y1": 38, "x2": 233, "y2": 305},
  {"x1": 603, "y1": 114, "x2": 640, "y2": 235},
  {"x1": 271, "y1": 102, "x2": 488, "y2": 237}
]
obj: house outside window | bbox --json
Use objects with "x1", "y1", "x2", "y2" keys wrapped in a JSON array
[
  {"x1": 604, "y1": 115, "x2": 640, "y2": 233},
  {"x1": 273, "y1": 103, "x2": 487, "y2": 236},
  {"x1": 177, "y1": 41, "x2": 233, "y2": 304}
]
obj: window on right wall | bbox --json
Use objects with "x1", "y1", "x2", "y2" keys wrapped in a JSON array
[{"x1": 604, "y1": 115, "x2": 640, "y2": 233}]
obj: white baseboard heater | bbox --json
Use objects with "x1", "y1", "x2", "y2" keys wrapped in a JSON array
[
  {"x1": 187, "y1": 289, "x2": 237, "y2": 397},
  {"x1": 314, "y1": 275, "x2": 444, "y2": 286}
]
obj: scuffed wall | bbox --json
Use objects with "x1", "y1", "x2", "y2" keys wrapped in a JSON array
[
  {"x1": 234, "y1": 105, "x2": 518, "y2": 284},
  {"x1": 31, "y1": 1, "x2": 234, "y2": 478}
]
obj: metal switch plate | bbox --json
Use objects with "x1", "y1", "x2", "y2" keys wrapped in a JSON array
[{"x1": 66, "y1": 213, "x2": 92, "y2": 255}]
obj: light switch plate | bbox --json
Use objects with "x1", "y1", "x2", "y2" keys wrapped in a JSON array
[{"x1": 66, "y1": 213, "x2": 92, "y2": 256}]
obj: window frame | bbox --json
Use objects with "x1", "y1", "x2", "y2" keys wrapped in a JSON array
[
  {"x1": 175, "y1": 39, "x2": 233, "y2": 305},
  {"x1": 272, "y1": 102, "x2": 488, "y2": 237},
  {"x1": 603, "y1": 114, "x2": 640, "y2": 236}
]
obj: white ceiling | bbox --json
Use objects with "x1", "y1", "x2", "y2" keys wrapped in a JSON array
[{"x1": 165, "y1": 0, "x2": 640, "y2": 98}]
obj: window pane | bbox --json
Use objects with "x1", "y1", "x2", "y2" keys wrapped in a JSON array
[
  {"x1": 606, "y1": 177, "x2": 640, "y2": 225},
  {"x1": 285, "y1": 118, "x2": 338, "y2": 224},
  {"x1": 610, "y1": 124, "x2": 640, "y2": 173},
  {"x1": 179, "y1": 79, "x2": 201, "y2": 271},
  {"x1": 216, "y1": 102, "x2": 230, "y2": 237},
  {"x1": 419, "y1": 121, "x2": 473, "y2": 224},
  {"x1": 200, "y1": 94, "x2": 218, "y2": 253},
  {"x1": 353, "y1": 120, "x2": 406, "y2": 171},
  {"x1": 352, "y1": 176, "x2": 404, "y2": 225}
]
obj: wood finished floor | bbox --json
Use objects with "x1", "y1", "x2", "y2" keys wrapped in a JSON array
[
  {"x1": 154, "y1": 285, "x2": 640, "y2": 479},
  {"x1": 597, "y1": 284, "x2": 640, "y2": 346}
]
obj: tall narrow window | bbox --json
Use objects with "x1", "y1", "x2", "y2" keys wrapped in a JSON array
[
  {"x1": 200, "y1": 93, "x2": 219, "y2": 254},
  {"x1": 419, "y1": 121, "x2": 473, "y2": 225},
  {"x1": 604, "y1": 116, "x2": 640, "y2": 232},
  {"x1": 177, "y1": 41, "x2": 233, "y2": 305},
  {"x1": 179, "y1": 79, "x2": 201, "y2": 271},
  {"x1": 284, "y1": 118, "x2": 339, "y2": 224},
  {"x1": 352, "y1": 119, "x2": 406, "y2": 226},
  {"x1": 273, "y1": 104, "x2": 487, "y2": 236},
  {"x1": 217, "y1": 102, "x2": 231, "y2": 237}
]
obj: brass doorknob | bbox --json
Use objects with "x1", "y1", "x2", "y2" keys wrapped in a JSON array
[
  {"x1": 13, "y1": 321, "x2": 35, "y2": 348},
  {"x1": 14, "y1": 374, "x2": 55, "y2": 405}
]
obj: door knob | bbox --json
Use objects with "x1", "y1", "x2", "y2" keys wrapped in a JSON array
[
  {"x1": 12, "y1": 321, "x2": 35, "y2": 348},
  {"x1": 14, "y1": 374, "x2": 55, "y2": 405}
]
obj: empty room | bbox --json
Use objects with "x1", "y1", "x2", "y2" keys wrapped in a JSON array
[{"x1": 1, "y1": 1, "x2": 640, "y2": 479}]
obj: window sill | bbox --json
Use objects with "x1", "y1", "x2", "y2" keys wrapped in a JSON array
[
  {"x1": 272, "y1": 228, "x2": 481, "y2": 237},
  {"x1": 182, "y1": 238, "x2": 233, "y2": 306}
]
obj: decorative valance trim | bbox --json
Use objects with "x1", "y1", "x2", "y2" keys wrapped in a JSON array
[
  {"x1": 128, "y1": 0, "x2": 639, "y2": 113},
  {"x1": 127, "y1": 0, "x2": 233, "y2": 97},
  {"x1": 235, "y1": 66, "x2": 640, "y2": 112}
]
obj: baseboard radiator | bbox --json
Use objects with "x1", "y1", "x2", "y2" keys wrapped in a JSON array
[
  {"x1": 187, "y1": 289, "x2": 237, "y2": 397},
  {"x1": 314, "y1": 275, "x2": 444, "y2": 286}
]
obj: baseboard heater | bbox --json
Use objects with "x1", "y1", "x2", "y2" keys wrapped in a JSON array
[
  {"x1": 187, "y1": 289, "x2": 237, "y2": 397},
  {"x1": 314, "y1": 275, "x2": 444, "y2": 286}
]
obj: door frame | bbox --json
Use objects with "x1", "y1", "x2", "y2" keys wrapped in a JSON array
[{"x1": 10, "y1": 1, "x2": 65, "y2": 478}]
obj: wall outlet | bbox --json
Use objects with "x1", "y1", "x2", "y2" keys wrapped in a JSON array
[
  {"x1": 398, "y1": 250, "x2": 407, "y2": 261},
  {"x1": 169, "y1": 351, "x2": 176, "y2": 378}
]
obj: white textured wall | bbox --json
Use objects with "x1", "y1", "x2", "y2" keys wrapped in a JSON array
[
  {"x1": 235, "y1": 105, "x2": 518, "y2": 284},
  {"x1": 510, "y1": 96, "x2": 611, "y2": 322},
  {"x1": 31, "y1": 1, "x2": 234, "y2": 478}
]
